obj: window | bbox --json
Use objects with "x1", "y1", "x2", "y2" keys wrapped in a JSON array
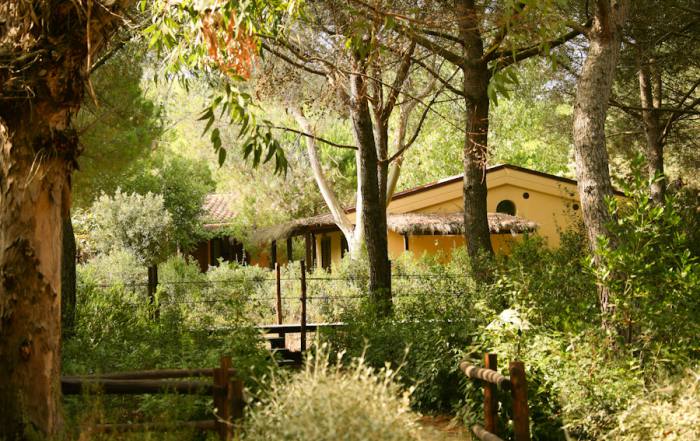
[
  {"x1": 496, "y1": 200, "x2": 516, "y2": 216},
  {"x1": 321, "y1": 236, "x2": 332, "y2": 271}
]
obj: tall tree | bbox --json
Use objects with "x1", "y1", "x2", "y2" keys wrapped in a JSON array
[
  {"x1": 0, "y1": 1, "x2": 133, "y2": 437},
  {"x1": 571, "y1": 0, "x2": 629, "y2": 319},
  {"x1": 609, "y1": 1, "x2": 700, "y2": 203},
  {"x1": 257, "y1": 2, "x2": 436, "y2": 310},
  {"x1": 350, "y1": 0, "x2": 586, "y2": 268}
]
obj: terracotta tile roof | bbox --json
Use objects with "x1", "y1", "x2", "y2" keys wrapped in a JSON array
[{"x1": 202, "y1": 193, "x2": 237, "y2": 227}]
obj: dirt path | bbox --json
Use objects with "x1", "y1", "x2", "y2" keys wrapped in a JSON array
[{"x1": 418, "y1": 415, "x2": 471, "y2": 440}]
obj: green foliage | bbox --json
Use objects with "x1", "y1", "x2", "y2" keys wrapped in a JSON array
[
  {"x1": 595, "y1": 157, "x2": 700, "y2": 356},
  {"x1": 321, "y1": 251, "x2": 489, "y2": 413},
  {"x1": 90, "y1": 190, "x2": 174, "y2": 266},
  {"x1": 142, "y1": 0, "x2": 299, "y2": 173},
  {"x1": 123, "y1": 153, "x2": 215, "y2": 252},
  {"x1": 486, "y1": 232, "x2": 597, "y2": 332},
  {"x1": 608, "y1": 369, "x2": 700, "y2": 441},
  {"x1": 63, "y1": 254, "x2": 275, "y2": 439},
  {"x1": 244, "y1": 346, "x2": 425, "y2": 441},
  {"x1": 73, "y1": 42, "x2": 163, "y2": 207}
]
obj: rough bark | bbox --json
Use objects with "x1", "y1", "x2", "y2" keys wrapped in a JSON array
[
  {"x1": 572, "y1": 0, "x2": 629, "y2": 316},
  {"x1": 638, "y1": 58, "x2": 665, "y2": 203},
  {"x1": 61, "y1": 213, "x2": 77, "y2": 338},
  {"x1": 455, "y1": 0, "x2": 495, "y2": 265},
  {"x1": 0, "y1": 1, "x2": 131, "y2": 437},
  {"x1": 349, "y1": 64, "x2": 392, "y2": 315},
  {"x1": 0, "y1": 115, "x2": 72, "y2": 438}
]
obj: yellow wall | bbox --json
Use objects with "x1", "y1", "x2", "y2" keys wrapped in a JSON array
[
  {"x1": 267, "y1": 166, "x2": 585, "y2": 270},
  {"x1": 388, "y1": 167, "x2": 582, "y2": 248}
]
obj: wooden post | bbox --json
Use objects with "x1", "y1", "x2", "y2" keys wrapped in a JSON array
[
  {"x1": 300, "y1": 260, "x2": 307, "y2": 353},
  {"x1": 214, "y1": 356, "x2": 233, "y2": 441},
  {"x1": 270, "y1": 240, "x2": 277, "y2": 270},
  {"x1": 275, "y1": 263, "x2": 283, "y2": 325},
  {"x1": 484, "y1": 353, "x2": 498, "y2": 435},
  {"x1": 286, "y1": 237, "x2": 293, "y2": 263},
  {"x1": 304, "y1": 233, "x2": 312, "y2": 272},
  {"x1": 509, "y1": 361, "x2": 530, "y2": 441},
  {"x1": 147, "y1": 265, "x2": 159, "y2": 318},
  {"x1": 231, "y1": 378, "x2": 244, "y2": 422},
  {"x1": 311, "y1": 233, "x2": 317, "y2": 269},
  {"x1": 403, "y1": 234, "x2": 409, "y2": 251}
]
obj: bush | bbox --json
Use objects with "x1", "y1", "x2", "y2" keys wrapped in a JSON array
[
  {"x1": 321, "y1": 250, "x2": 487, "y2": 413},
  {"x1": 90, "y1": 189, "x2": 174, "y2": 266},
  {"x1": 63, "y1": 257, "x2": 276, "y2": 440},
  {"x1": 596, "y1": 159, "x2": 700, "y2": 358},
  {"x1": 609, "y1": 369, "x2": 700, "y2": 441},
  {"x1": 244, "y1": 346, "x2": 426, "y2": 441}
]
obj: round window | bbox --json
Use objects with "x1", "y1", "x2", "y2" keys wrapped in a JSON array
[{"x1": 496, "y1": 200, "x2": 516, "y2": 216}]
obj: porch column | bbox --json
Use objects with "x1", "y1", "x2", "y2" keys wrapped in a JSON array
[
  {"x1": 304, "y1": 233, "x2": 313, "y2": 272},
  {"x1": 403, "y1": 234, "x2": 409, "y2": 251},
  {"x1": 270, "y1": 240, "x2": 277, "y2": 270}
]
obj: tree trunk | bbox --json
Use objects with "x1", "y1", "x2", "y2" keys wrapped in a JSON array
[
  {"x1": 61, "y1": 212, "x2": 77, "y2": 339},
  {"x1": 638, "y1": 58, "x2": 665, "y2": 203},
  {"x1": 349, "y1": 66, "x2": 392, "y2": 315},
  {"x1": 572, "y1": 0, "x2": 629, "y2": 317},
  {"x1": 455, "y1": 0, "x2": 495, "y2": 268},
  {"x1": 292, "y1": 108, "x2": 357, "y2": 251},
  {"x1": 0, "y1": 115, "x2": 73, "y2": 438}
]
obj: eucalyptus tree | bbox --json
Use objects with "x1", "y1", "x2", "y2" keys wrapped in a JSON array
[
  {"x1": 348, "y1": 0, "x2": 588, "y2": 270},
  {"x1": 0, "y1": 1, "x2": 137, "y2": 436},
  {"x1": 0, "y1": 0, "x2": 293, "y2": 436},
  {"x1": 257, "y1": 1, "x2": 445, "y2": 311}
]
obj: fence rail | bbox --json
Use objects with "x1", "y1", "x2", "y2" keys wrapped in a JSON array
[
  {"x1": 62, "y1": 356, "x2": 243, "y2": 441},
  {"x1": 461, "y1": 353, "x2": 530, "y2": 441}
]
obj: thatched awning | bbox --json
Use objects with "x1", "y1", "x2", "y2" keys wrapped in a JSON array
[{"x1": 253, "y1": 212, "x2": 537, "y2": 244}]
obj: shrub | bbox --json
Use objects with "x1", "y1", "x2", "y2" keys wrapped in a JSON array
[
  {"x1": 90, "y1": 189, "x2": 174, "y2": 266},
  {"x1": 321, "y1": 250, "x2": 487, "y2": 413},
  {"x1": 596, "y1": 158, "x2": 700, "y2": 359},
  {"x1": 609, "y1": 369, "x2": 700, "y2": 441},
  {"x1": 244, "y1": 346, "x2": 426, "y2": 441}
]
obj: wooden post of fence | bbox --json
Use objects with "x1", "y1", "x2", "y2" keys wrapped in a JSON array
[
  {"x1": 147, "y1": 265, "x2": 159, "y2": 318},
  {"x1": 231, "y1": 378, "x2": 244, "y2": 422},
  {"x1": 214, "y1": 356, "x2": 233, "y2": 441},
  {"x1": 509, "y1": 361, "x2": 530, "y2": 441},
  {"x1": 275, "y1": 263, "x2": 283, "y2": 325},
  {"x1": 484, "y1": 353, "x2": 498, "y2": 435},
  {"x1": 300, "y1": 260, "x2": 307, "y2": 353}
]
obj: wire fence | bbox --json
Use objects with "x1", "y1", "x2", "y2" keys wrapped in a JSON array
[{"x1": 82, "y1": 266, "x2": 475, "y2": 327}]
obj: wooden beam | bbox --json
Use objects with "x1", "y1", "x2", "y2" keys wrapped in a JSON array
[
  {"x1": 61, "y1": 378, "x2": 216, "y2": 395},
  {"x1": 63, "y1": 368, "x2": 235, "y2": 380},
  {"x1": 459, "y1": 361, "x2": 511, "y2": 389}
]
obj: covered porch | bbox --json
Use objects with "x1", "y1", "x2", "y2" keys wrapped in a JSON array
[{"x1": 253, "y1": 212, "x2": 538, "y2": 271}]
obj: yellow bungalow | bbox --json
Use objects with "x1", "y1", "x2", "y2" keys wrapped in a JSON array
[{"x1": 252, "y1": 164, "x2": 594, "y2": 271}]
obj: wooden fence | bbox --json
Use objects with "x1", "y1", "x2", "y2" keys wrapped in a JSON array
[
  {"x1": 460, "y1": 353, "x2": 530, "y2": 441},
  {"x1": 62, "y1": 356, "x2": 243, "y2": 441}
]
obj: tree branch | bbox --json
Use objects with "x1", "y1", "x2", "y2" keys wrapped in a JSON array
[
  {"x1": 260, "y1": 42, "x2": 328, "y2": 77},
  {"x1": 488, "y1": 24, "x2": 588, "y2": 70},
  {"x1": 270, "y1": 126, "x2": 357, "y2": 150},
  {"x1": 381, "y1": 41, "x2": 415, "y2": 122}
]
